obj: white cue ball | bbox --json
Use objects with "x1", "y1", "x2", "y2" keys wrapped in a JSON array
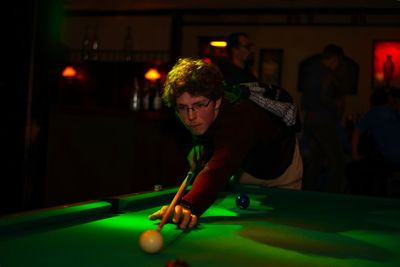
[{"x1": 139, "y1": 229, "x2": 164, "y2": 253}]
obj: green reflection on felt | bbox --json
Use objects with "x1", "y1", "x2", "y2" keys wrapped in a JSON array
[
  {"x1": 92, "y1": 212, "x2": 158, "y2": 231},
  {"x1": 202, "y1": 206, "x2": 238, "y2": 217}
]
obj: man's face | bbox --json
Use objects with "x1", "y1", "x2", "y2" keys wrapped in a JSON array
[
  {"x1": 175, "y1": 92, "x2": 221, "y2": 136},
  {"x1": 327, "y1": 55, "x2": 341, "y2": 71},
  {"x1": 236, "y1": 35, "x2": 254, "y2": 66}
]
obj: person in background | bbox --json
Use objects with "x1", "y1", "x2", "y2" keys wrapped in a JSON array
[
  {"x1": 347, "y1": 87, "x2": 400, "y2": 196},
  {"x1": 149, "y1": 58, "x2": 302, "y2": 229},
  {"x1": 217, "y1": 32, "x2": 258, "y2": 87},
  {"x1": 301, "y1": 44, "x2": 347, "y2": 193},
  {"x1": 383, "y1": 54, "x2": 395, "y2": 88}
]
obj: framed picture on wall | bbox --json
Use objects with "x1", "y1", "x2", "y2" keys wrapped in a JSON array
[
  {"x1": 258, "y1": 49, "x2": 283, "y2": 86},
  {"x1": 372, "y1": 40, "x2": 400, "y2": 89}
]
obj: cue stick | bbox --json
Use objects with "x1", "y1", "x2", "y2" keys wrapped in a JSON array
[{"x1": 157, "y1": 171, "x2": 193, "y2": 232}]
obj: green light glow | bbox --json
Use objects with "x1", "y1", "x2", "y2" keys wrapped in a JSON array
[
  {"x1": 92, "y1": 213, "x2": 156, "y2": 231},
  {"x1": 202, "y1": 206, "x2": 238, "y2": 217}
]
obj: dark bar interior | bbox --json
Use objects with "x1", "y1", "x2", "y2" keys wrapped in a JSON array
[{"x1": 2, "y1": 0, "x2": 400, "y2": 215}]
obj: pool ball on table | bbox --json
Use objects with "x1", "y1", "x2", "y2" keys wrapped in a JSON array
[
  {"x1": 139, "y1": 229, "x2": 163, "y2": 253},
  {"x1": 236, "y1": 193, "x2": 250, "y2": 209}
]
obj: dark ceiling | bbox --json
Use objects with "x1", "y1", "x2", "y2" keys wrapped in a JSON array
[{"x1": 64, "y1": 0, "x2": 400, "y2": 12}]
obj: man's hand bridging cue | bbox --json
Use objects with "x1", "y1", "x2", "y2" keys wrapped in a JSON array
[{"x1": 149, "y1": 205, "x2": 198, "y2": 229}]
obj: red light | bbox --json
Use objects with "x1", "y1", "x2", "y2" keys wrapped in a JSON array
[
  {"x1": 202, "y1": 57, "x2": 212, "y2": 64},
  {"x1": 62, "y1": 66, "x2": 77, "y2": 78},
  {"x1": 144, "y1": 68, "x2": 161, "y2": 81}
]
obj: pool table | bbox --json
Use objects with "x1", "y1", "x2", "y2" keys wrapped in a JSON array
[{"x1": 1, "y1": 185, "x2": 400, "y2": 267}]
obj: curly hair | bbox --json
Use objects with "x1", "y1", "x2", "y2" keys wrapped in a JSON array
[{"x1": 162, "y1": 58, "x2": 224, "y2": 107}]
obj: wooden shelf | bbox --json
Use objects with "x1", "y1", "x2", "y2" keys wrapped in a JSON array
[{"x1": 66, "y1": 49, "x2": 170, "y2": 63}]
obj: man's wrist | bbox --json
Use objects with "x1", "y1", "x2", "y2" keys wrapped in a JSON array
[{"x1": 179, "y1": 200, "x2": 198, "y2": 216}]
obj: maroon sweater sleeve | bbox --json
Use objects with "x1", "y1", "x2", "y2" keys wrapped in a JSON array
[{"x1": 181, "y1": 100, "x2": 273, "y2": 216}]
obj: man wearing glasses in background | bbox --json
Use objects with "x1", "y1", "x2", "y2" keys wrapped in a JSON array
[
  {"x1": 149, "y1": 58, "x2": 302, "y2": 229},
  {"x1": 217, "y1": 32, "x2": 258, "y2": 87}
]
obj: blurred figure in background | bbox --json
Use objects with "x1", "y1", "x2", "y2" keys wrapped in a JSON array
[
  {"x1": 383, "y1": 54, "x2": 395, "y2": 88},
  {"x1": 347, "y1": 87, "x2": 400, "y2": 197},
  {"x1": 301, "y1": 44, "x2": 347, "y2": 193}
]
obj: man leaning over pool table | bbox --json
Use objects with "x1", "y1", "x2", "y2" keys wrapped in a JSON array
[{"x1": 149, "y1": 58, "x2": 303, "y2": 229}]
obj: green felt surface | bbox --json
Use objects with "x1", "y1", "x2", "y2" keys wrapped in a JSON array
[{"x1": 1, "y1": 186, "x2": 400, "y2": 267}]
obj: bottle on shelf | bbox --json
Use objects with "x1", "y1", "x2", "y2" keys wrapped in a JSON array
[
  {"x1": 142, "y1": 82, "x2": 150, "y2": 111},
  {"x1": 130, "y1": 77, "x2": 141, "y2": 111},
  {"x1": 81, "y1": 26, "x2": 91, "y2": 61},
  {"x1": 153, "y1": 90, "x2": 161, "y2": 111},
  {"x1": 153, "y1": 79, "x2": 162, "y2": 110},
  {"x1": 90, "y1": 27, "x2": 99, "y2": 61}
]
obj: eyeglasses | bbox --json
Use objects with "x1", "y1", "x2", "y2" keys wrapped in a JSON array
[
  {"x1": 175, "y1": 100, "x2": 212, "y2": 115},
  {"x1": 238, "y1": 43, "x2": 254, "y2": 50}
]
